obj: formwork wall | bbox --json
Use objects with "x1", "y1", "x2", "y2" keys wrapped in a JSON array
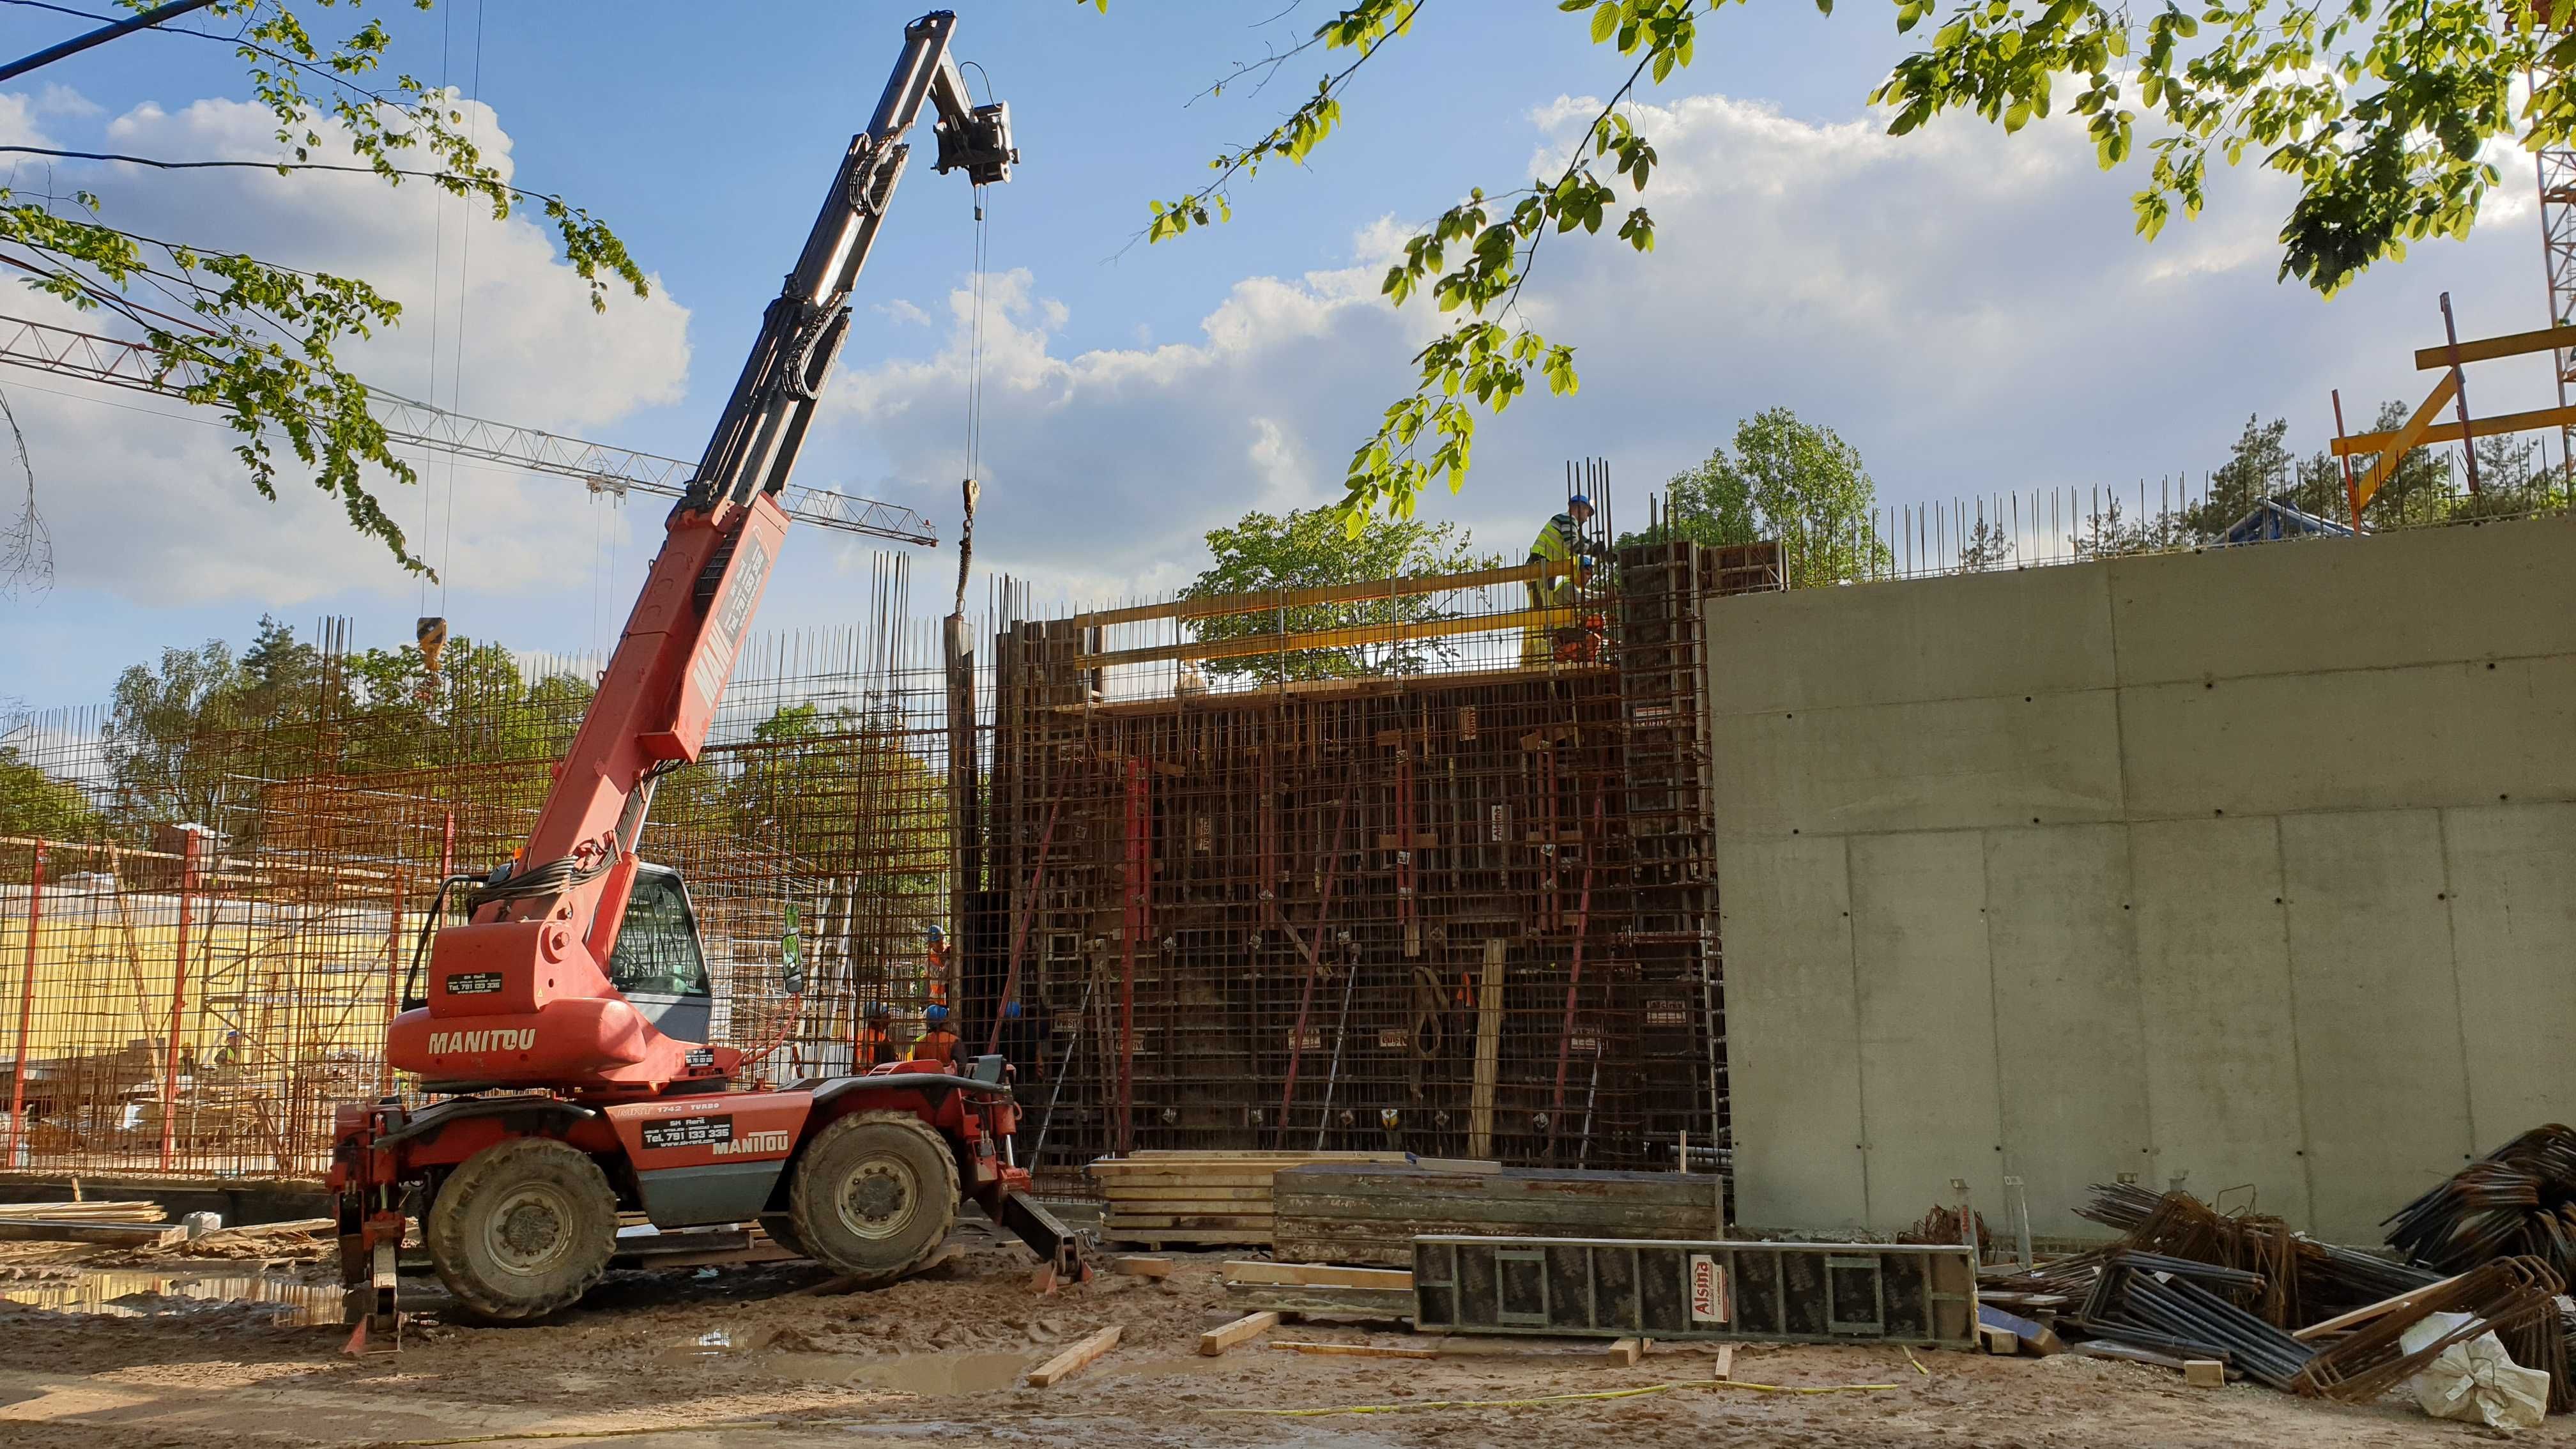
[
  {"x1": 985, "y1": 541, "x2": 1777, "y2": 1174},
  {"x1": 1716, "y1": 514, "x2": 2576, "y2": 1244}
]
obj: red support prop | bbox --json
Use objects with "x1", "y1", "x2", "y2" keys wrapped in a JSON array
[
  {"x1": 158, "y1": 828, "x2": 201, "y2": 1171},
  {"x1": 1549, "y1": 796, "x2": 1606, "y2": 1146},
  {"x1": 1117, "y1": 758, "x2": 1147, "y2": 1154},
  {"x1": 1275, "y1": 797, "x2": 1351, "y2": 1140},
  {"x1": 379, "y1": 866, "x2": 404, "y2": 1096},
  {"x1": 6, "y1": 839, "x2": 45, "y2": 1167},
  {"x1": 988, "y1": 793, "x2": 1062, "y2": 1057}
]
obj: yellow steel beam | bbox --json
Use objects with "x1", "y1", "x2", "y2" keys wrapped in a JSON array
[
  {"x1": 1078, "y1": 604, "x2": 1587, "y2": 670},
  {"x1": 2412, "y1": 325, "x2": 2576, "y2": 371},
  {"x1": 2331, "y1": 399, "x2": 2576, "y2": 457},
  {"x1": 1068, "y1": 559, "x2": 1577, "y2": 630},
  {"x1": 2349, "y1": 372, "x2": 2460, "y2": 511}
]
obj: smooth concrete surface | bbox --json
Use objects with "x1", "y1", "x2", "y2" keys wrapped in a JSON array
[{"x1": 1716, "y1": 516, "x2": 2576, "y2": 1243}]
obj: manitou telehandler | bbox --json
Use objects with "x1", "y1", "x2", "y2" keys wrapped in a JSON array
[{"x1": 328, "y1": 12, "x2": 1079, "y2": 1334}]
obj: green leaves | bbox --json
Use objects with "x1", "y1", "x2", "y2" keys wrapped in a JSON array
[
  {"x1": 0, "y1": 0, "x2": 656, "y2": 576},
  {"x1": 1880, "y1": 0, "x2": 2549, "y2": 295}
]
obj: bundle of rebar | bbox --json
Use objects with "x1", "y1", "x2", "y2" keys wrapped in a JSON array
[
  {"x1": 2080, "y1": 1183, "x2": 2442, "y2": 1330},
  {"x1": 2290, "y1": 1255, "x2": 2568, "y2": 1405},
  {"x1": 2071, "y1": 1250, "x2": 2317, "y2": 1389},
  {"x1": 2384, "y1": 1125, "x2": 2576, "y2": 1284}
]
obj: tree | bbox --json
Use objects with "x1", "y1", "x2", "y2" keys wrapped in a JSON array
[
  {"x1": 1637, "y1": 409, "x2": 1890, "y2": 587},
  {"x1": 1956, "y1": 516, "x2": 2015, "y2": 573},
  {"x1": 99, "y1": 618, "x2": 595, "y2": 840},
  {"x1": 1109, "y1": 0, "x2": 2555, "y2": 531},
  {"x1": 0, "y1": 743, "x2": 102, "y2": 844},
  {"x1": 1180, "y1": 507, "x2": 1499, "y2": 681},
  {"x1": 1, "y1": 1, "x2": 644, "y2": 589}
]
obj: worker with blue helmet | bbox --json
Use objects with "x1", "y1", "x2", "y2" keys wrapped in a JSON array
[{"x1": 915, "y1": 1001, "x2": 960, "y2": 1068}]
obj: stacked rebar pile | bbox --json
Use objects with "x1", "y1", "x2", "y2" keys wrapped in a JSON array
[{"x1": 2384, "y1": 1124, "x2": 2576, "y2": 1284}]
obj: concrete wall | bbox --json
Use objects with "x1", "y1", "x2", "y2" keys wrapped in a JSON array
[{"x1": 1715, "y1": 515, "x2": 2576, "y2": 1243}]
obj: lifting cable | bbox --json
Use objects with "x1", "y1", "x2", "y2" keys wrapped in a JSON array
[{"x1": 437, "y1": 0, "x2": 487, "y2": 622}]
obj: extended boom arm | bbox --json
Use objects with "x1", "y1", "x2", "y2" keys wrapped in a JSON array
[{"x1": 387, "y1": 10, "x2": 1013, "y2": 1095}]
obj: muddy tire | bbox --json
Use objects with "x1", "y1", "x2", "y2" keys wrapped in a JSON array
[
  {"x1": 786, "y1": 1110, "x2": 958, "y2": 1287},
  {"x1": 758, "y1": 1213, "x2": 808, "y2": 1259},
  {"x1": 426, "y1": 1136, "x2": 618, "y2": 1324}
]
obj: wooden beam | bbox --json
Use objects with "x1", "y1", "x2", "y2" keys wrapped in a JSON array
[
  {"x1": 2331, "y1": 399, "x2": 2576, "y2": 457},
  {"x1": 0, "y1": 1220, "x2": 186, "y2": 1246},
  {"x1": 2414, "y1": 325, "x2": 2576, "y2": 371},
  {"x1": 1468, "y1": 938, "x2": 1506, "y2": 1161},
  {"x1": 1111, "y1": 1255, "x2": 1174, "y2": 1279},
  {"x1": 2350, "y1": 372, "x2": 2460, "y2": 510},
  {"x1": 1271, "y1": 1340, "x2": 1441, "y2": 1359},
  {"x1": 1070, "y1": 560, "x2": 1572, "y2": 630},
  {"x1": 1606, "y1": 1337, "x2": 1646, "y2": 1367},
  {"x1": 1198, "y1": 1310, "x2": 1280, "y2": 1356},
  {"x1": 2290, "y1": 1271, "x2": 2469, "y2": 1341},
  {"x1": 1078, "y1": 604, "x2": 1581, "y2": 671},
  {"x1": 1222, "y1": 1261, "x2": 1413, "y2": 1290},
  {"x1": 1024, "y1": 1325, "x2": 1122, "y2": 1386}
]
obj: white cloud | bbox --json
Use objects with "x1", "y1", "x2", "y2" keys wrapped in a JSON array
[
  {"x1": 8, "y1": 93, "x2": 689, "y2": 608},
  {"x1": 825, "y1": 87, "x2": 2542, "y2": 608}
]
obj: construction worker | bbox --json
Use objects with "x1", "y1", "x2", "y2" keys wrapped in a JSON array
[
  {"x1": 923, "y1": 924, "x2": 951, "y2": 1007},
  {"x1": 854, "y1": 1002, "x2": 896, "y2": 1071},
  {"x1": 1523, "y1": 493, "x2": 1595, "y2": 666},
  {"x1": 914, "y1": 1004, "x2": 961, "y2": 1069},
  {"x1": 997, "y1": 997, "x2": 1044, "y2": 1080}
]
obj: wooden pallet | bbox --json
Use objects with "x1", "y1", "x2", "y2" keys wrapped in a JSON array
[{"x1": 1089, "y1": 1151, "x2": 1409, "y2": 1248}]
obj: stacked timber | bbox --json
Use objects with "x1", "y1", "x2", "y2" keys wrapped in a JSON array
[
  {"x1": 0, "y1": 1199, "x2": 181, "y2": 1246},
  {"x1": 1088, "y1": 1151, "x2": 1407, "y2": 1248},
  {"x1": 1273, "y1": 1163, "x2": 1726, "y2": 1267}
]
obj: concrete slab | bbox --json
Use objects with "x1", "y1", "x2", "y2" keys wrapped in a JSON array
[
  {"x1": 2440, "y1": 802, "x2": 2576, "y2": 1149},
  {"x1": 2281, "y1": 809, "x2": 2476, "y2": 1242},
  {"x1": 1710, "y1": 691, "x2": 2125, "y2": 841},
  {"x1": 1717, "y1": 837, "x2": 1867, "y2": 1231},
  {"x1": 2119, "y1": 657, "x2": 2576, "y2": 820},
  {"x1": 1982, "y1": 825, "x2": 2151, "y2": 1236},
  {"x1": 1705, "y1": 564, "x2": 2116, "y2": 716},
  {"x1": 1848, "y1": 831, "x2": 2005, "y2": 1230},
  {"x1": 2128, "y1": 817, "x2": 2312, "y2": 1230},
  {"x1": 2106, "y1": 516, "x2": 2576, "y2": 686}
]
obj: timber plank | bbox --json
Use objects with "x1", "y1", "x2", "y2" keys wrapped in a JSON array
[
  {"x1": 1106, "y1": 1232, "x2": 1276, "y2": 1248},
  {"x1": 1198, "y1": 1311, "x2": 1280, "y2": 1356},
  {"x1": 1221, "y1": 1283, "x2": 1415, "y2": 1319},
  {"x1": 0, "y1": 1221, "x2": 187, "y2": 1246},
  {"x1": 1221, "y1": 1261, "x2": 1412, "y2": 1289},
  {"x1": 1103, "y1": 1215, "x2": 1272, "y2": 1231},
  {"x1": 1025, "y1": 1326, "x2": 1121, "y2": 1386}
]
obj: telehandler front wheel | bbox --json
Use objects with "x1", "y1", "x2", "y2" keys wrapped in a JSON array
[
  {"x1": 786, "y1": 1110, "x2": 959, "y2": 1287},
  {"x1": 426, "y1": 1136, "x2": 618, "y2": 1324}
]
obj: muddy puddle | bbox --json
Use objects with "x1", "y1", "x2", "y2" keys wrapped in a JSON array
[
  {"x1": 0, "y1": 1267, "x2": 340, "y2": 1325},
  {"x1": 661, "y1": 1326, "x2": 1036, "y2": 1395}
]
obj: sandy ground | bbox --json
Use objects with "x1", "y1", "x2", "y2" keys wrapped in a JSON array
[{"x1": 1, "y1": 1226, "x2": 2570, "y2": 1449}]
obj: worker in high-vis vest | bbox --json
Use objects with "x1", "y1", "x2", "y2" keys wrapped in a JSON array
[
  {"x1": 855, "y1": 1002, "x2": 896, "y2": 1071},
  {"x1": 1522, "y1": 493, "x2": 1595, "y2": 666}
]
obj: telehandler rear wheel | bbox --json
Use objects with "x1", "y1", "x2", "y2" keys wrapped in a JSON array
[
  {"x1": 427, "y1": 1136, "x2": 618, "y2": 1323},
  {"x1": 786, "y1": 1110, "x2": 958, "y2": 1287}
]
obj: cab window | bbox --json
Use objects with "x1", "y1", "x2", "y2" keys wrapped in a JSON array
[{"x1": 608, "y1": 871, "x2": 709, "y2": 997}]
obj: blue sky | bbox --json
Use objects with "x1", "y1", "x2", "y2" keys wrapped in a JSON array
[{"x1": 0, "y1": 0, "x2": 2552, "y2": 708}]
